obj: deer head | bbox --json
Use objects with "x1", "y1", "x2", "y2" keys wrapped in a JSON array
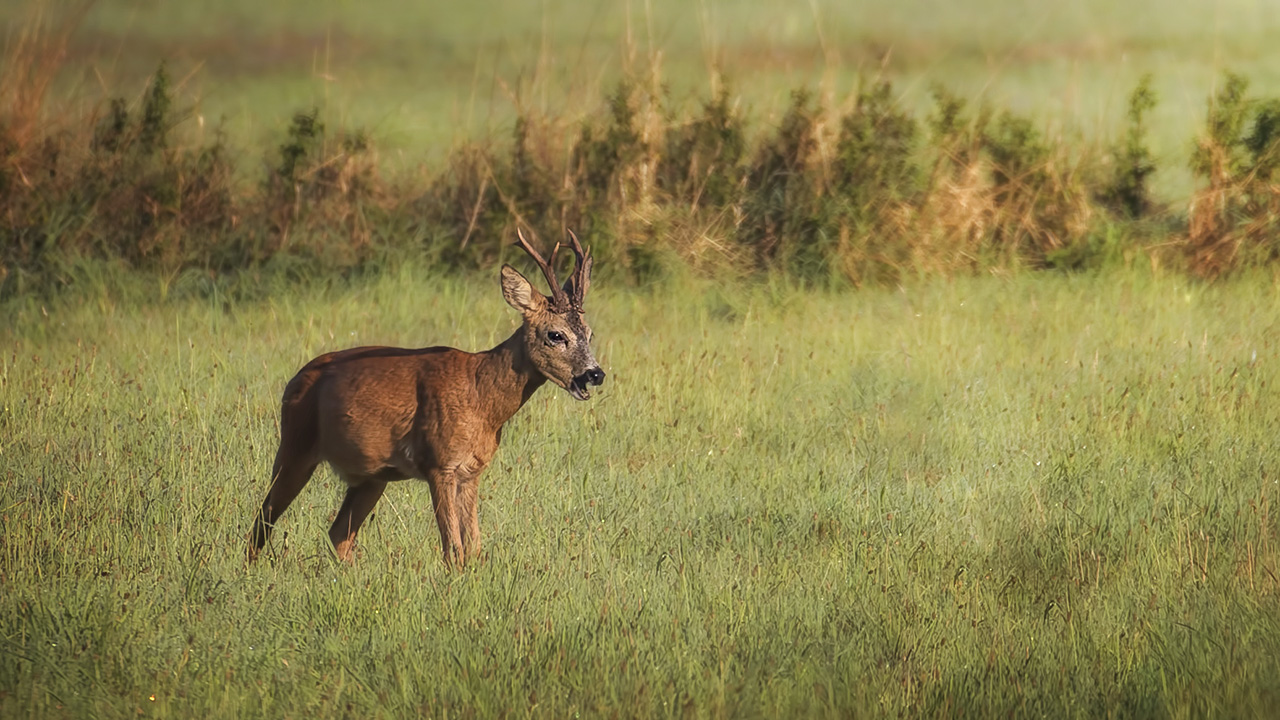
[{"x1": 501, "y1": 229, "x2": 605, "y2": 400}]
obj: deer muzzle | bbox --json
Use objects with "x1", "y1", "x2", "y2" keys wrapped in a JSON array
[{"x1": 568, "y1": 367, "x2": 606, "y2": 401}]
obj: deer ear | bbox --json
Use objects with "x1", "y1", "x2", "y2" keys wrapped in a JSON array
[{"x1": 501, "y1": 265, "x2": 545, "y2": 315}]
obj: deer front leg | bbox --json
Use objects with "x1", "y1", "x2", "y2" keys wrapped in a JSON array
[
  {"x1": 457, "y1": 473, "x2": 483, "y2": 561},
  {"x1": 428, "y1": 472, "x2": 465, "y2": 568}
]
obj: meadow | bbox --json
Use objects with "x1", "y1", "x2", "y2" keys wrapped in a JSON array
[
  {"x1": 2, "y1": 267, "x2": 1280, "y2": 717},
  {"x1": 4, "y1": 0, "x2": 1280, "y2": 717}
]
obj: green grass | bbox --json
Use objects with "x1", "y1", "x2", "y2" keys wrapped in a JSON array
[
  {"x1": 12, "y1": 0, "x2": 1280, "y2": 197},
  {"x1": 4, "y1": 1, "x2": 1280, "y2": 715},
  {"x1": 2, "y1": 267, "x2": 1279, "y2": 716}
]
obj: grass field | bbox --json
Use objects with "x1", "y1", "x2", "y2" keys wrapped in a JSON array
[
  {"x1": 5, "y1": 1, "x2": 1280, "y2": 717},
  {"x1": 2, "y1": 267, "x2": 1279, "y2": 716}
]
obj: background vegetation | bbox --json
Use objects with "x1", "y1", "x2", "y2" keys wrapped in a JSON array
[
  {"x1": 4, "y1": 0, "x2": 1280, "y2": 717},
  {"x1": 5, "y1": 0, "x2": 1280, "y2": 300}
]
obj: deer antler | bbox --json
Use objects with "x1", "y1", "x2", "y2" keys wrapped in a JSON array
[
  {"x1": 565, "y1": 229, "x2": 591, "y2": 309},
  {"x1": 515, "y1": 227, "x2": 569, "y2": 308}
]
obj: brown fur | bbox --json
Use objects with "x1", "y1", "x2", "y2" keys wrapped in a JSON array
[{"x1": 249, "y1": 235, "x2": 602, "y2": 566}]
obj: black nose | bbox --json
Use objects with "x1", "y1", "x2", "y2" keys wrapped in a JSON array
[{"x1": 585, "y1": 367, "x2": 606, "y2": 386}]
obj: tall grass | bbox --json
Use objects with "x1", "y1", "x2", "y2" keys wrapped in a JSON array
[{"x1": 1, "y1": 267, "x2": 1279, "y2": 716}]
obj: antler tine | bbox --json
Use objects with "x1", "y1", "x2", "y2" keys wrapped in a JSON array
[
  {"x1": 514, "y1": 227, "x2": 568, "y2": 305},
  {"x1": 565, "y1": 229, "x2": 591, "y2": 307},
  {"x1": 566, "y1": 229, "x2": 588, "y2": 260}
]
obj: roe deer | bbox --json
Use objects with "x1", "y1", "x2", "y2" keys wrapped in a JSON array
[{"x1": 249, "y1": 229, "x2": 605, "y2": 566}]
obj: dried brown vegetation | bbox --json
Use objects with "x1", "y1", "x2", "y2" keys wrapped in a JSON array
[
  {"x1": 1187, "y1": 73, "x2": 1280, "y2": 278},
  {"x1": 5, "y1": 9, "x2": 1279, "y2": 300}
]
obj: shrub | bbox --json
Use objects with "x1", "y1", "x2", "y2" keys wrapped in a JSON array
[
  {"x1": 740, "y1": 89, "x2": 822, "y2": 271},
  {"x1": 982, "y1": 111, "x2": 1093, "y2": 266},
  {"x1": 822, "y1": 80, "x2": 920, "y2": 285},
  {"x1": 1100, "y1": 74, "x2": 1158, "y2": 219},
  {"x1": 1188, "y1": 72, "x2": 1280, "y2": 277},
  {"x1": 911, "y1": 86, "x2": 993, "y2": 275},
  {"x1": 659, "y1": 85, "x2": 747, "y2": 210}
]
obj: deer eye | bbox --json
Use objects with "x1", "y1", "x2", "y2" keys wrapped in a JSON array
[{"x1": 546, "y1": 330, "x2": 567, "y2": 345}]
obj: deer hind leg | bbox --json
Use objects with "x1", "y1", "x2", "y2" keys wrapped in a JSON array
[
  {"x1": 250, "y1": 452, "x2": 318, "y2": 560},
  {"x1": 328, "y1": 480, "x2": 388, "y2": 562},
  {"x1": 251, "y1": 377, "x2": 321, "y2": 561},
  {"x1": 428, "y1": 473, "x2": 465, "y2": 568}
]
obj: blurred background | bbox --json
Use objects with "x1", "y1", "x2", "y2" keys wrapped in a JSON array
[
  {"x1": 12, "y1": 0, "x2": 1280, "y2": 196},
  {"x1": 5, "y1": 0, "x2": 1280, "y2": 292}
]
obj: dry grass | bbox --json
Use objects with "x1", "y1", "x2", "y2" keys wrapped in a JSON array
[{"x1": 0, "y1": 2, "x2": 90, "y2": 150}]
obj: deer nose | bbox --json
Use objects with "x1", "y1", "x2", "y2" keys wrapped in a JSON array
[{"x1": 584, "y1": 367, "x2": 606, "y2": 386}]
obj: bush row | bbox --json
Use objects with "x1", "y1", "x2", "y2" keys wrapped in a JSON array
[{"x1": 4, "y1": 56, "x2": 1280, "y2": 299}]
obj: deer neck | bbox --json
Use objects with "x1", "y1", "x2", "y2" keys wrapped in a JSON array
[{"x1": 477, "y1": 328, "x2": 547, "y2": 429}]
